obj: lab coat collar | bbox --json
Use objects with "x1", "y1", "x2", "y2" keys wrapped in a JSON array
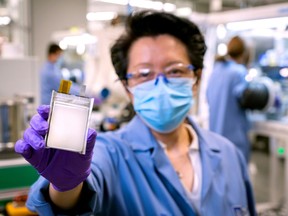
[
  {"x1": 124, "y1": 115, "x2": 158, "y2": 152},
  {"x1": 152, "y1": 144, "x2": 196, "y2": 215},
  {"x1": 186, "y1": 116, "x2": 221, "y2": 152},
  {"x1": 186, "y1": 116, "x2": 222, "y2": 203},
  {"x1": 124, "y1": 116, "x2": 196, "y2": 215},
  {"x1": 125, "y1": 115, "x2": 222, "y2": 153},
  {"x1": 125, "y1": 115, "x2": 222, "y2": 213}
]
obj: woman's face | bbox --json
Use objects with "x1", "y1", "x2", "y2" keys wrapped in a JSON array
[
  {"x1": 126, "y1": 34, "x2": 197, "y2": 100},
  {"x1": 127, "y1": 34, "x2": 190, "y2": 84}
]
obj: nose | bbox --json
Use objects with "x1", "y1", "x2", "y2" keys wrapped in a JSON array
[{"x1": 154, "y1": 73, "x2": 169, "y2": 85}]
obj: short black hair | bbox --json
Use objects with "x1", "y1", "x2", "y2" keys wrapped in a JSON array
[
  {"x1": 47, "y1": 43, "x2": 62, "y2": 56},
  {"x1": 110, "y1": 10, "x2": 207, "y2": 81}
]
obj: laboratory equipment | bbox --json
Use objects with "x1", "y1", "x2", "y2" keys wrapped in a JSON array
[
  {"x1": 200, "y1": 3, "x2": 288, "y2": 213},
  {"x1": 0, "y1": 97, "x2": 29, "y2": 159}
]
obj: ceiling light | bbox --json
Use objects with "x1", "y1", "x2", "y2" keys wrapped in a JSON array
[
  {"x1": 216, "y1": 24, "x2": 227, "y2": 39},
  {"x1": 59, "y1": 33, "x2": 98, "y2": 48},
  {"x1": 86, "y1": 12, "x2": 117, "y2": 21},
  {"x1": 95, "y1": 0, "x2": 128, "y2": 5},
  {"x1": 76, "y1": 44, "x2": 86, "y2": 55},
  {"x1": 226, "y1": 17, "x2": 288, "y2": 31},
  {"x1": 129, "y1": 0, "x2": 163, "y2": 10},
  {"x1": 163, "y1": 3, "x2": 176, "y2": 12},
  {"x1": 217, "y1": 43, "x2": 227, "y2": 56},
  {"x1": 0, "y1": 16, "x2": 11, "y2": 25},
  {"x1": 175, "y1": 7, "x2": 192, "y2": 17},
  {"x1": 59, "y1": 40, "x2": 68, "y2": 50}
]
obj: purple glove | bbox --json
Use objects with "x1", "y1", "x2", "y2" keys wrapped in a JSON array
[{"x1": 15, "y1": 105, "x2": 97, "y2": 192}]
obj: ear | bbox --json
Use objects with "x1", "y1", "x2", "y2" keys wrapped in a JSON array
[
  {"x1": 195, "y1": 68, "x2": 202, "y2": 84},
  {"x1": 193, "y1": 69, "x2": 202, "y2": 94},
  {"x1": 121, "y1": 80, "x2": 134, "y2": 103}
]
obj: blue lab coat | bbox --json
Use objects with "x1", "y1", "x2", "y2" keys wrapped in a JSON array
[
  {"x1": 206, "y1": 60, "x2": 251, "y2": 162},
  {"x1": 40, "y1": 61, "x2": 80, "y2": 105},
  {"x1": 26, "y1": 116, "x2": 256, "y2": 216}
]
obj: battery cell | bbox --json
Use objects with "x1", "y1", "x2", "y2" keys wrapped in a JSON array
[{"x1": 46, "y1": 90, "x2": 94, "y2": 154}]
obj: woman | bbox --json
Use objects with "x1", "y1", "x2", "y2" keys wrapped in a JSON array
[
  {"x1": 15, "y1": 11, "x2": 256, "y2": 216},
  {"x1": 206, "y1": 36, "x2": 251, "y2": 163}
]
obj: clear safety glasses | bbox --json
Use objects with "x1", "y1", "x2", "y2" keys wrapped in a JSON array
[{"x1": 126, "y1": 63, "x2": 196, "y2": 87}]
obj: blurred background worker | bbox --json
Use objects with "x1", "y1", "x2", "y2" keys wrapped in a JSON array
[
  {"x1": 40, "y1": 43, "x2": 81, "y2": 104},
  {"x1": 206, "y1": 36, "x2": 251, "y2": 162},
  {"x1": 206, "y1": 36, "x2": 280, "y2": 163}
]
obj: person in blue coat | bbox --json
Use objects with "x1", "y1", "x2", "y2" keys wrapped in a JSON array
[
  {"x1": 206, "y1": 36, "x2": 251, "y2": 163},
  {"x1": 15, "y1": 11, "x2": 256, "y2": 216},
  {"x1": 40, "y1": 43, "x2": 80, "y2": 104}
]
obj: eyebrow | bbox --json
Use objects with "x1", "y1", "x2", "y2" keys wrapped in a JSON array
[
  {"x1": 130, "y1": 63, "x2": 153, "y2": 69},
  {"x1": 131, "y1": 61, "x2": 188, "y2": 69}
]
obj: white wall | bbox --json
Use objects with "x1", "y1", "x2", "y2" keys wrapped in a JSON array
[
  {"x1": 31, "y1": 0, "x2": 87, "y2": 65},
  {"x1": 0, "y1": 58, "x2": 39, "y2": 105},
  {"x1": 86, "y1": 26, "x2": 129, "y2": 102},
  {"x1": 30, "y1": 0, "x2": 129, "y2": 104}
]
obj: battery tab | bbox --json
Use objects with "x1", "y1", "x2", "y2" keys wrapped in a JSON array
[{"x1": 58, "y1": 80, "x2": 72, "y2": 94}]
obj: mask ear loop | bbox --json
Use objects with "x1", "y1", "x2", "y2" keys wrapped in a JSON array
[{"x1": 154, "y1": 73, "x2": 169, "y2": 85}]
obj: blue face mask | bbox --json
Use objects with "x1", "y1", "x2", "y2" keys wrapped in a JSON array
[{"x1": 130, "y1": 76, "x2": 194, "y2": 133}]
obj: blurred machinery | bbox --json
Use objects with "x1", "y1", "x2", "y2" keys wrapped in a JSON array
[
  {"x1": 199, "y1": 2, "x2": 288, "y2": 146},
  {"x1": 0, "y1": 58, "x2": 40, "y2": 212},
  {"x1": 197, "y1": 2, "x2": 288, "y2": 214}
]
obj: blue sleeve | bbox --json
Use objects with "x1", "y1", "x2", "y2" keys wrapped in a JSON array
[
  {"x1": 41, "y1": 68, "x2": 62, "y2": 91},
  {"x1": 234, "y1": 83, "x2": 247, "y2": 99},
  {"x1": 26, "y1": 176, "x2": 99, "y2": 216},
  {"x1": 41, "y1": 66, "x2": 63, "y2": 104},
  {"x1": 25, "y1": 135, "x2": 118, "y2": 215},
  {"x1": 236, "y1": 149, "x2": 257, "y2": 216},
  {"x1": 233, "y1": 69, "x2": 248, "y2": 100},
  {"x1": 26, "y1": 177, "x2": 59, "y2": 215}
]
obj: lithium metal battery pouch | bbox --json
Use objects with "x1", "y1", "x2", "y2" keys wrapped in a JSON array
[{"x1": 45, "y1": 80, "x2": 94, "y2": 154}]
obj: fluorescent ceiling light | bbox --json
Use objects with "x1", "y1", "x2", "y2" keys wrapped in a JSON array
[
  {"x1": 226, "y1": 17, "x2": 288, "y2": 31},
  {"x1": 163, "y1": 3, "x2": 176, "y2": 12},
  {"x1": 175, "y1": 7, "x2": 192, "y2": 17},
  {"x1": 217, "y1": 43, "x2": 227, "y2": 56},
  {"x1": 86, "y1": 12, "x2": 117, "y2": 21},
  {"x1": 95, "y1": 0, "x2": 128, "y2": 5},
  {"x1": 59, "y1": 33, "x2": 98, "y2": 48},
  {"x1": 0, "y1": 16, "x2": 11, "y2": 25},
  {"x1": 216, "y1": 24, "x2": 227, "y2": 39},
  {"x1": 247, "y1": 28, "x2": 276, "y2": 37},
  {"x1": 59, "y1": 40, "x2": 68, "y2": 50},
  {"x1": 93, "y1": 0, "x2": 175, "y2": 11},
  {"x1": 76, "y1": 44, "x2": 86, "y2": 55},
  {"x1": 129, "y1": 0, "x2": 163, "y2": 10}
]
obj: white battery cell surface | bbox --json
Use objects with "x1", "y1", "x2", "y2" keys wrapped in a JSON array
[{"x1": 46, "y1": 91, "x2": 93, "y2": 154}]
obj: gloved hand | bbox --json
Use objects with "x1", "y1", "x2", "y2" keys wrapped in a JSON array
[{"x1": 15, "y1": 105, "x2": 97, "y2": 192}]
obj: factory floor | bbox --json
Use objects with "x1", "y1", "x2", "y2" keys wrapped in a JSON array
[{"x1": 250, "y1": 149, "x2": 286, "y2": 216}]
